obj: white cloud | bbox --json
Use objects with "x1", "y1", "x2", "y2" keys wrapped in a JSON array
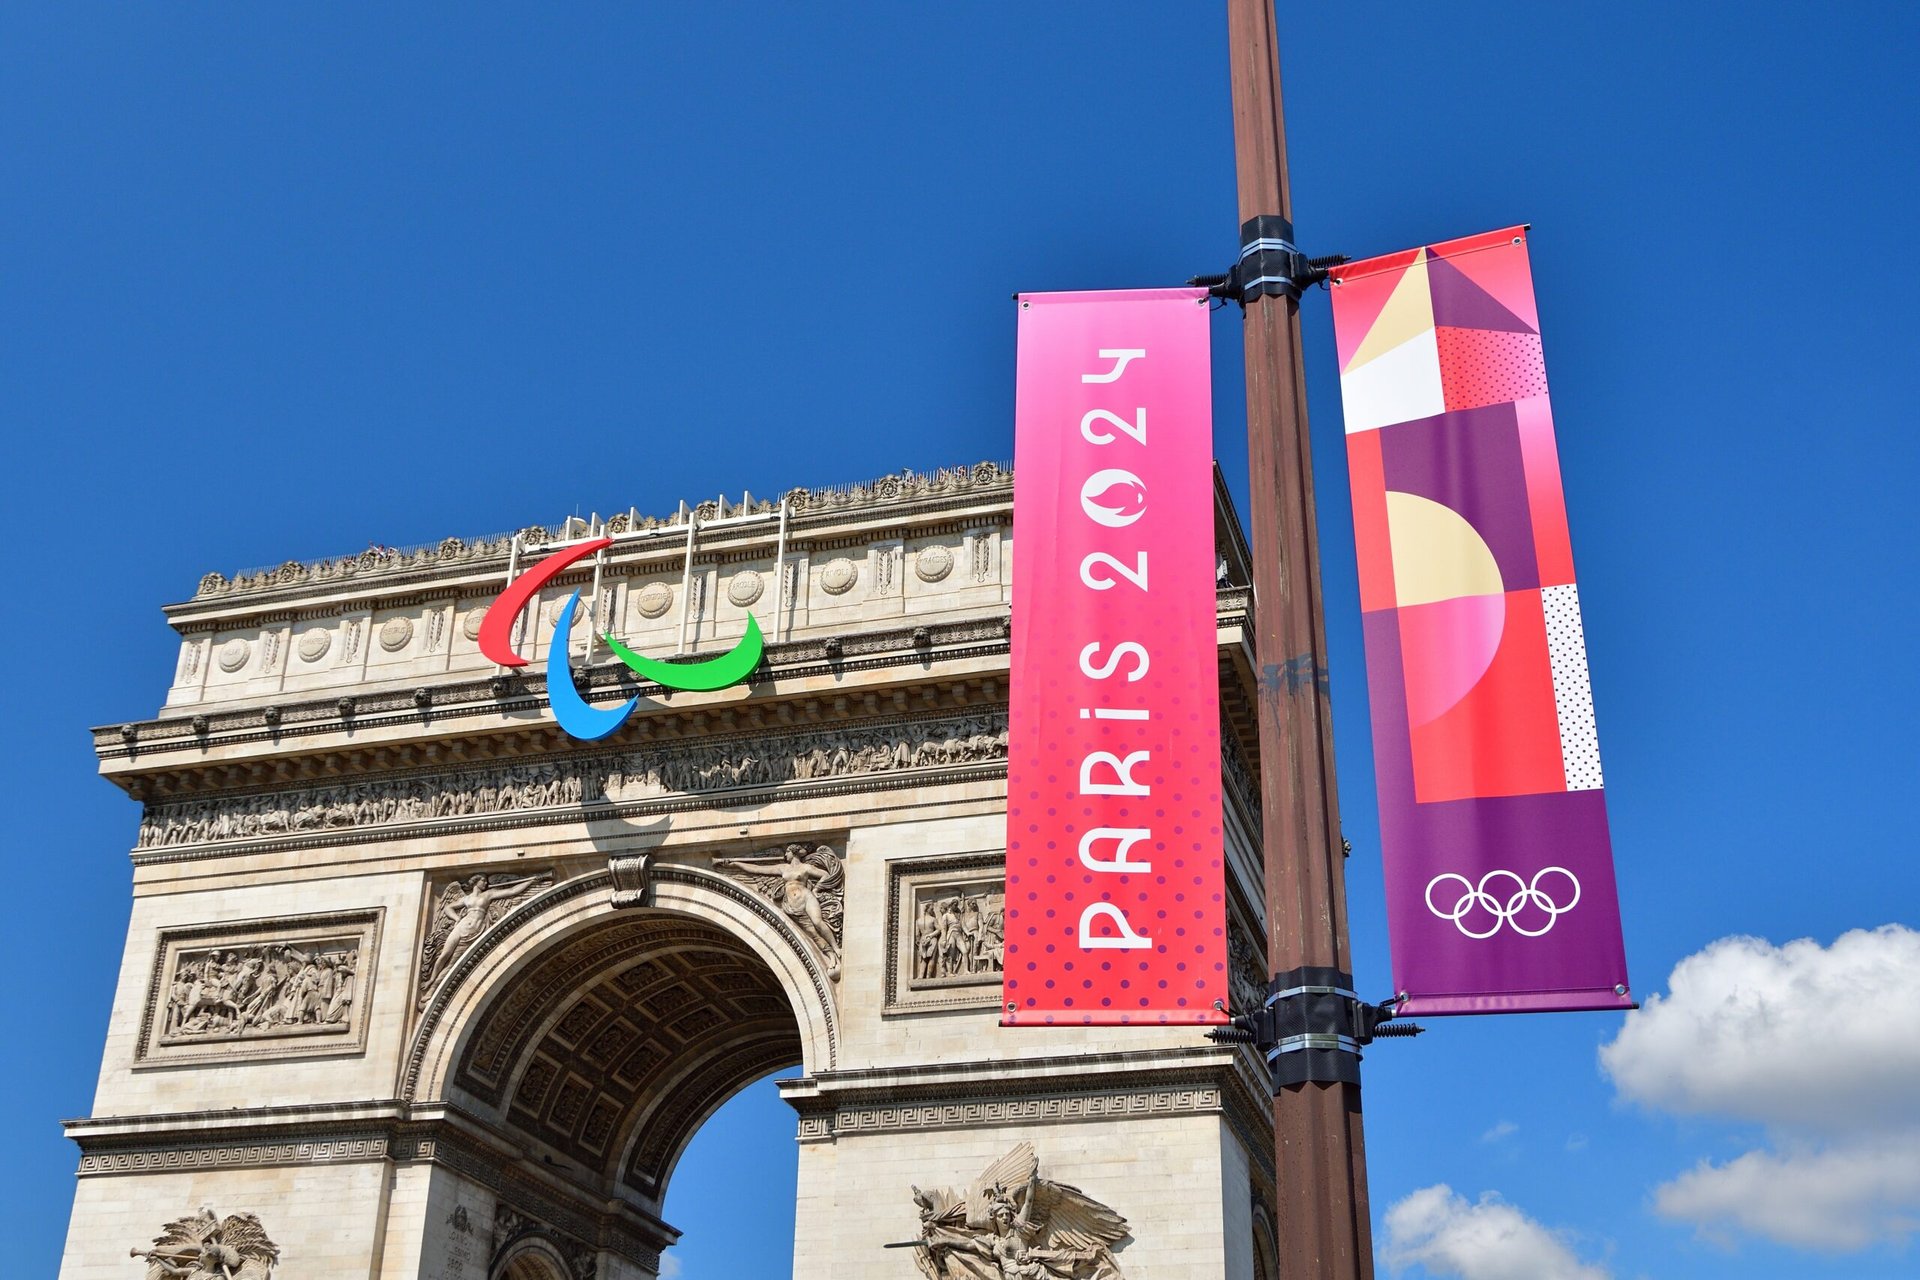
[
  {"x1": 1653, "y1": 1138, "x2": 1920, "y2": 1252},
  {"x1": 1479, "y1": 1120, "x2": 1517, "y2": 1144},
  {"x1": 1382, "y1": 1185, "x2": 1612, "y2": 1280},
  {"x1": 1600, "y1": 924, "x2": 1920, "y2": 1253},
  {"x1": 1600, "y1": 924, "x2": 1920, "y2": 1132},
  {"x1": 658, "y1": 1254, "x2": 683, "y2": 1279}
]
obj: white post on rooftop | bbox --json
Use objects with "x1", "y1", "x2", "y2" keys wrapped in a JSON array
[
  {"x1": 772, "y1": 495, "x2": 790, "y2": 641},
  {"x1": 676, "y1": 508, "x2": 699, "y2": 656},
  {"x1": 502, "y1": 533, "x2": 523, "y2": 665},
  {"x1": 588, "y1": 538, "x2": 606, "y2": 661}
]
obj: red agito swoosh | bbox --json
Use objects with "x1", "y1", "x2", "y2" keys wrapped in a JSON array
[{"x1": 477, "y1": 537, "x2": 612, "y2": 667}]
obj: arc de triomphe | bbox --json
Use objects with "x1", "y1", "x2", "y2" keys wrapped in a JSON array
[{"x1": 63, "y1": 463, "x2": 1279, "y2": 1280}]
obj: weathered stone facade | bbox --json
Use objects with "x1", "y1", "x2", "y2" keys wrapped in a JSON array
[{"x1": 63, "y1": 464, "x2": 1276, "y2": 1280}]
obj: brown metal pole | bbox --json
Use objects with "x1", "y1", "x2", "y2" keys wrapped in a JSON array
[{"x1": 1226, "y1": 1, "x2": 1375, "y2": 1276}]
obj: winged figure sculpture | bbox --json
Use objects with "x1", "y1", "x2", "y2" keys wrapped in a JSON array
[
  {"x1": 908, "y1": 1142, "x2": 1130, "y2": 1279},
  {"x1": 129, "y1": 1207, "x2": 279, "y2": 1279},
  {"x1": 416, "y1": 871, "x2": 552, "y2": 1006},
  {"x1": 714, "y1": 843, "x2": 845, "y2": 978}
]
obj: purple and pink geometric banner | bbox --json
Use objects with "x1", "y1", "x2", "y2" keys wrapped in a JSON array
[{"x1": 1328, "y1": 227, "x2": 1631, "y2": 1015}]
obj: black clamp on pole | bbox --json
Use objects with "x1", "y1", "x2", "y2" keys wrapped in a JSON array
[
  {"x1": 1190, "y1": 215, "x2": 1347, "y2": 307},
  {"x1": 1207, "y1": 965, "x2": 1421, "y2": 1093}
]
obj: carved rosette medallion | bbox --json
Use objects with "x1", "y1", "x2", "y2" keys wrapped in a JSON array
[
  {"x1": 131, "y1": 1207, "x2": 280, "y2": 1279},
  {"x1": 295, "y1": 628, "x2": 332, "y2": 663},
  {"x1": 715, "y1": 843, "x2": 845, "y2": 980},
  {"x1": 726, "y1": 570, "x2": 765, "y2": 607},
  {"x1": 216, "y1": 639, "x2": 250, "y2": 673},
  {"x1": 914, "y1": 543, "x2": 955, "y2": 583},
  {"x1": 819, "y1": 557, "x2": 858, "y2": 596},
  {"x1": 461, "y1": 608, "x2": 486, "y2": 641},
  {"x1": 633, "y1": 581, "x2": 674, "y2": 619},
  {"x1": 908, "y1": 1143, "x2": 1130, "y2": 1279},
  {"x1": 378, "y1": 616, "x2": 414, "y2": 652}
]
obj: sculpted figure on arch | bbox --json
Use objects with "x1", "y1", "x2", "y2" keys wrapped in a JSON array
[
  {"x1": 907, "y1": 1142, "x2": 1130, "y2": 1280},
  {"x1": 715, "y1": 843, "x2": 845, "y2": 980},
  {"x1": 130, "y1": 1207, "x2": 279, "y2": 1280},
  {"x1": 417, "y1": 872, "x2": 552, "y2": 1006}
]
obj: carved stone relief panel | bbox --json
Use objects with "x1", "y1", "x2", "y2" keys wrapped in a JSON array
[
  {"x1": 174, "y1": 636, "x2": 206, "y2": 686},
  {"x1": 295, "y1": 625, "x2": 333, "y2": 664},
  {"x1": 417, "y1": 871, "x2": 555, "y2": 1009},
  {"x1": 378, "y1": 615, "x2": 415, "y2": 653},
  {"x1": 715, "y1": 842, "x2": 844, "y2": 980},
  {"x1": 130, "y1": 1207, "x2": 280, "y2": 1279},
  {"x1": 1227, "y1": 909, "x2": 1268, "y2": 1018},
  {"x1": 137, "y1": 712, "x2": 1008, "y2": 852},
  {"x1": 631, "y1": 580, "x2": 674, "y2": 621},
  {"x1": 138, "y1": 910, "x2": 382, "y2": 1067},
  {"x1": 906, "y1": 1142, "x2": 1131, "y2": 1279},
  {"x1": 216, "y1": 637, "x2": 252, "y2": 674},
  {"x1": 725, "y1": 568, "x2": 765, "y2": 607},
  {"x1": 913, "y1": 541, "x2": 955, "y2": 583},
  {"x1": 867, "y1": 541, "x2": 903, "y2": 597},
  {"x1": 966, "y1": 527, "x2": 999, "y2": 584},
  {"x1": 817, "y1": 556, "x2": 858, "y2": 597},
  {"x1": 885, "y1": 852, "x2": 1005, "y2": 1014}
]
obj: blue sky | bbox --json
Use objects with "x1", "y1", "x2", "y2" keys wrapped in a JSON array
[{"x1": 4, "y1": 4, "x2": 1917, "y2": 1277}]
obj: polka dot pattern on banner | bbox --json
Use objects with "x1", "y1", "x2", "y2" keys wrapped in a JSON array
[
  {"x1": 1436, "y1": 327, "x2": 1549, "y2": 412},
  {"x1": 1002, "y1": 624, "x2": 1224, "y2": 1009},
  {"x1": 1541, "y1": 583, "x2": 1604, "y2": 791}
]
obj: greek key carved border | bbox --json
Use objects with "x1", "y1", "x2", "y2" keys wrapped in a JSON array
[
  {"x1": 76, "y1": 1133, "x2": 392, "y2": 1176},
  {"x1": 822, "y1": 1084, "x2": 1226, "y2": 1137}
]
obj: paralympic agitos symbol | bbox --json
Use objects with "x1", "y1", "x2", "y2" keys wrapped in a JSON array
[{"x1": 477, "y1": 538, "x2": 764, "y2": 742}]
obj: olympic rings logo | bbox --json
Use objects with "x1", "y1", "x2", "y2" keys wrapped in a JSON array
[
  {"x1": 479, "y1": 537, "x2": 764, "y2": 742},
  {"x1": 1424, "y1": 867, "x2": 1581, "y2": 939}
]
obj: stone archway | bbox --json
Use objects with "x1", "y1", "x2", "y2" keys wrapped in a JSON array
[
  {"x1": 452, "y1": 908, "x2": 801, "y2": 1210},
  {"x1": 399, "y1": 864, "x2": 836, "y2": 1275},
  {"x1": 408, "y1": 865, "x2": 839, "y2": 1114},
  {"x1": 493, "y1": 1235, "x2": 574, "y2": 1280}
]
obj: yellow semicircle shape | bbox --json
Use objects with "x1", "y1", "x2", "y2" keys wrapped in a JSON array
[{"x1": 1385, "y1": 491, "x2": 1504, "y2": 606}]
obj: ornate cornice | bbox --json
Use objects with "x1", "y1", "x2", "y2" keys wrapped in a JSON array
[
  {"x1": 780, "y1": 1045, "x2": 1276, "y2": 1178},
  {"x1": 98, "y1": 614, "x2": 1011, "y2": 770},
  {"x1": 69, "y1": 1100, "x2": 673, "y2": 1271},
  {"x1": 178, "y1": 461, "x2": 1012, "y2": 609}
]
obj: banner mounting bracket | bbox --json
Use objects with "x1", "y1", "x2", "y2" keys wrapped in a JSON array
[
  {"x1": 1205, "y1": 965, "x2": 1423, "y2": 1092},
  {"x1": 1189, "y1": 215, "x2": 1346, "y2": 306}
]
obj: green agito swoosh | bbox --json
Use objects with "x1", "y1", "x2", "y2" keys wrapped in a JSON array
[{"x1": 602, "y1": 613, "x2": 765, "y2": 692}]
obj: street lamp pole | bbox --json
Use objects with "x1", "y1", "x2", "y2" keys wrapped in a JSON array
[{"x1": 1225, "y1": 2, "x2": 1376, "y2": 1275}]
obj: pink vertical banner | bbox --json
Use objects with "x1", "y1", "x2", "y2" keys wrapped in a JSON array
[{"x1": 1002, "y1": 288, "x2": 1226, "y2": 1027}]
